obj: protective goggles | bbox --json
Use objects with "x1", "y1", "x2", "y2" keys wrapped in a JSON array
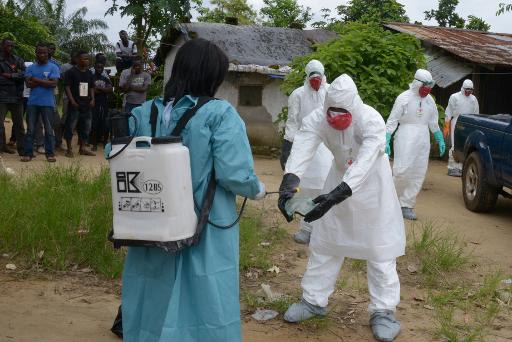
[
  {"x1": 415, "y1": 79, "x2": 435, "y2": 88},
  {"x1": 308, "y1": 71, "x2": 322, "y2": 78}
]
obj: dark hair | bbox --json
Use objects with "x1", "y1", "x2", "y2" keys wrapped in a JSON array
[
  {"x1": 47, "y1": 42, "x2": 56, "y2": 48},
  {"x1": 164, "y1": 38, "x2": 229, "y2": 105},
  {"x1": 76, "y1": 50, "x2": 89, "y2": 58},
  {"x1": 119, "y1": 30, "x2": 127, "y2": 35},
  {"x1": 95, "y1": 53, "x2": 107, "y2": 64},
  {"x1": 35, "y1": 42, "x2": 47, "y2": 51},
  {"x1": 1, "y1": 38, "x2": 13, "y2": 46}
]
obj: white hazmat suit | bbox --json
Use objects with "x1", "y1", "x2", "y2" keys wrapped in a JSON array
[
  {"x1": 285, "y1": 75, "x2": 406, "y2": 315},
  {"x1": 445, "y1": 79, "x2": 479, "y2": 175},
  {"x1": 283, "y1": 60, "x2": 333, "y2": 242},
  {"x1": 386, "y1": 69, "x2": 442, "y2": 212}
]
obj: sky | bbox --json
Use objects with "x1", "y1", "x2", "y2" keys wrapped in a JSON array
[{"x1": 73, "y1": 0, "x2": 512, "y2": 45}]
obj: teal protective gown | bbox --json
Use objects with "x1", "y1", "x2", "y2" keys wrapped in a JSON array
[{"x1": 120, "y1": 96, "x2": 261, "y2": 342}]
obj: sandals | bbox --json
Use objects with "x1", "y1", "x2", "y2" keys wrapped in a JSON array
[
  {"x1": 46, "y1": 155, "x2": 57, "y2": 163},
  {"x1": 20, "y1": 155, "x2": 33, "y2": 162}
]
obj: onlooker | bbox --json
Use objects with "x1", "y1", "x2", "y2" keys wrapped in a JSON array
[
  {"x1": 60, "y1": 52, "x2": 77, "y2": 122},
  {"x1": 119, "y1": 57, "x2": 151, "y2": 113},
  {"x1": 63, "y1": 50, "x2": 95, "y2": 157},
  {"x1": 33, "y1": 42, "x2": 63, "y2": 153},
  {"x1": 0, "y1": 38, "x2": 26, "y2": 156},
  {"x1": 90, "y1": 61, "x2": 113, "y2": 151},
  {"x1": 115, "y1": 30, "x2": 137, "y2": 74},
  {"x1": 22, "y1": 43, "x2": 60, "y2": 162}
]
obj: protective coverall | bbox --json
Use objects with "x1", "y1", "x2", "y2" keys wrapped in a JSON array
[
  {"x1": 283, "y1": 75, "x2": 405, "y2": 336},
  {"x1": 282, "y1": 60, "x2": 333, "y2": 243},
  {"x1": 386, "y1": 69, "x2": 444, "y2": 217},
  {"x1": 444, "y1": 79, "x2": 479, "y2": 176},
  {"x1": 118, "y1": 96, "x2": 263, "y2": 342}
]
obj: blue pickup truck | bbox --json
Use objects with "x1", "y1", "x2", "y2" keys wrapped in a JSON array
[{"x1": 454, "y1": 114, "x2": 512, "y2": 212}]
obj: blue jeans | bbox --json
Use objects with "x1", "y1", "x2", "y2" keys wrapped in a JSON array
[
  {"x1": 24, "y1": 105, "x2": 55, "y2": 157},
  {"x1": 64, "y1": 106, "x2": 92, "y2": 142}
]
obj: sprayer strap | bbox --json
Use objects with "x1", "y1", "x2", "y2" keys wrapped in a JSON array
[
  {"x1": 171, "y1": 97, "x2": 214, "y2": 136},
  {"x1": 170, "y1": 97, "x2": 216, "y2": 244},
  {"x1": 150, "y1": 98, "x2": 159, "y2": 138}
]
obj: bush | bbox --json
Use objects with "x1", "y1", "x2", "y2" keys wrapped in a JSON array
[{"x1": 281, "y1": 22, "x2": 425, "y2": 122}]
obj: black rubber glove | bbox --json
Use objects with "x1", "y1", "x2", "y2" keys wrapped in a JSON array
[
  {"x1": 278, "y1": 173, "x2": 300, "y2": 222},
  {"x1": 304, "y1": 182, "x2": 352, "y2": 223},
  {"x1": 279, "y1": 140, "x2": 293, "y2": 171}
]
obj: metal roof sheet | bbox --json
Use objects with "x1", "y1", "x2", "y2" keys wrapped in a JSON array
[
  {"x1": 425, "y1": 49, "x2": 472, "y2": 88},
  {"x1": 384, "y1": 23, "x2": 512, "y2": 67}
]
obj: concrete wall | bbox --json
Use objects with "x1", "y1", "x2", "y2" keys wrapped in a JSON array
[{"x1": 164, "y1": 38, "x2": 287, "y2": 147}]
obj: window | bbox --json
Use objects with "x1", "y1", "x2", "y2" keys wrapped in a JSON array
[{"x1": 239, "y1": 85, "x2": 263, "y2": 106}]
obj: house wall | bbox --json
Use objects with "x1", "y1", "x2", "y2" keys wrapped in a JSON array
[{"x1": 164, "y1": 43, "x2": 287, "y2": 147}]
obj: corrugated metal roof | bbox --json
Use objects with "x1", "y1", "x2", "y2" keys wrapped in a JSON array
[
  {"x1": 425, "y1": 49, "x2": 472, "y2": 88},
  {"x1": 155, "y1": 23, "x2": 337, "y2": 67},
  {"x1": 384, "y1": 23, "x2": 512, "y2": 67}
]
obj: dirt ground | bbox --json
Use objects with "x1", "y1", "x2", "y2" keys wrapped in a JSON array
[{"x1": 1, "y1": 143, "x2": 512, "y2": 341}]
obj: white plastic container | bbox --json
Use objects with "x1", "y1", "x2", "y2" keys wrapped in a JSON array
[{"x1": 109, "y1": 136, "x2": 197, "y2": 242}]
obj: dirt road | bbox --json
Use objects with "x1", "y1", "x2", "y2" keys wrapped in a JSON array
[{"x1": 1, "y1": 152, "x2": 511, "y2": 341}]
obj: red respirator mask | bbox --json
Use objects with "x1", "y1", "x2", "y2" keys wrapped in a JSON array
[
  {"x1": 418, "y1": 85, "x2": 432, "y2": 98},
  {"x1": 464, "y1": 89, "x2": 473, "y2": 97},
  {"x1": 309, "y1": 76, "x2": 322, "y2": 91},
  {"x1": 326, "y1": 109, "x2": 352, "y2": 131}
]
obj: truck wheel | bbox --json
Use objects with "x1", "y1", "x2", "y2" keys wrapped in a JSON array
[{"x1": 462, "y1": 152, "x2": 499, "y2": 212}]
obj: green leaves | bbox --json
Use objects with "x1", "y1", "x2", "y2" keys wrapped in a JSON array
[
  {"x1": 260, "y1": 0, "x2": 312, "y2": 28},
  {"x1": 282, "y1": 23, "x2": 425, "y2": 120}
]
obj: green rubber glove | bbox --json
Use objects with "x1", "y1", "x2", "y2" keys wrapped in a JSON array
[
  {"x1": 433, "y1": 130, "x2": 445, "y2": 157},
  {"x1": 385, "y1": 132, "x2": 392, "y2": 155}
]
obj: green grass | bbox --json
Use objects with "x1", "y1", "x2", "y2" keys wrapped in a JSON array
[
  {"x1": 410, "y1": 222, "x2": 470, "y2": 284},
  {"x1": 430, "y1": 272, "x2": 502, "y2": 341},
  {"x1": 239, "y1": 214, "x2": 287, "y2": 271},
  {"x1": 0, "y1": 166, "x2": 123, "y2": 278}
]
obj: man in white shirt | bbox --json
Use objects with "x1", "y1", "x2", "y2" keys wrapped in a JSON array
[{"x1": 115, "y1": 30, "x2": 138, "y2": 74}]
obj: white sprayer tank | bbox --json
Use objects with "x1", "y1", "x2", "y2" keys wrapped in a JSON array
[{"x1": 109, "y1": 136, "x2": 197, "y2": 242}]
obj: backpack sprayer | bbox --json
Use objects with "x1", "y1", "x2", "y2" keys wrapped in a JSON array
[{"x1": 106, "y1": 98, "x2": 258, "y2": 253}]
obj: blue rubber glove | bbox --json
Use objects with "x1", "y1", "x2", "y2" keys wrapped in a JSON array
[
  {"x1": 433, "y1": 130, "x2": 445, "y2": 157},
  {"x1": 385, "y1": 132, "x2": 392, "y2": 155}
]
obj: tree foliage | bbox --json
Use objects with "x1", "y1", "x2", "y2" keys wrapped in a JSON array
[
  {"x1": 196, "y1": 0, "x2": 257, "y2": 25},
  {"x1": 336, "y1": 0, "x2": 409, "y2": 24},
  {"x1": 10, "y1": 0, "x2": 111, "y2": 58},
  {"x1": 106, "y1": 0, "x2": 191, "y2": 52},
  {"x1": 496, "y1": 2, "x2": 512, "y2": 15},
  {"x1": 0, "y1": 3, "x2": 52, "y2": 61},
  {"x1": 260, "y1": 0, "x2": 312, "y2": 28},
  {"x1": 465, "y1": 15, "x2": 490, "y2": 31},
  {"x1": 424, "y1": 0, "x2": 465, "y2": 28},
  {"x1": 282, "y1": 23, "x2": 425, "y2": 120}
]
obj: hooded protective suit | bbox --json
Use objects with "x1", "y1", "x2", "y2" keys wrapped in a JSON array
[
  {"x1": 386, "y1": 69, "x2": 442, "y2": 209},
  {"x1": 445, "y1": 79, "x2": 479, "y2": 173},
  {"x1": 285, "y1": 74, "x2": 405, "y2": 311},
  {"x1": 283, "y1": 60, "x2": 333, "y2": 236}
]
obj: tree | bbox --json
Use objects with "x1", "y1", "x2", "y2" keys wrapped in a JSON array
[
  {"x1": 465, "y1": 15, "x2": 490, "y2": 31},
  {"x1": 106, "y1": 0, "x2": 191, "y2": 53},
  {"x1": 196, "y1": 0, "x2": 257, "y2": 25},
  {"x1": 424, "y1": 0, "x2": 465, "y2": 28},
  {"x1": 0, "y1": 3, "x2": 52, "y2": 61},
  {"x1": 282, "y1": 23, "x2": 425, "y2": 120},
  {"x1": 259, "y1": 0, "x2": 313, "y2": 28},
  {"x1": 496, "y1": 2, "x2": 512, "y2": 15},
  {"x1": 13, "y1": 0, "x2": 111, "y2": 57},
  {"x1": 336, "y1": 0, "x2": 409, "y2": 24},
  {"x1": 311, "y1": 8, "x2": 337, "y2": 29}
]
